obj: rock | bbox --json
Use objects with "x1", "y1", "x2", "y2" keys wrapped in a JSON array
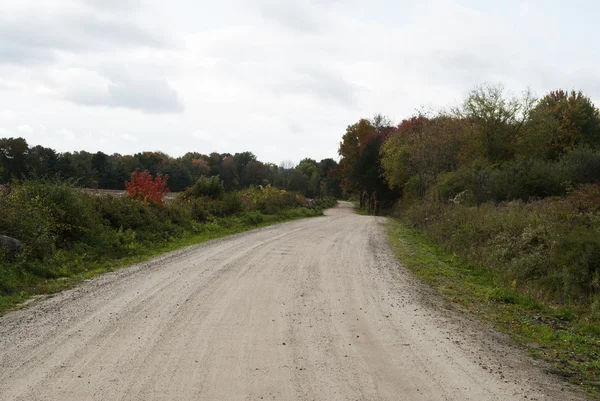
[{"x1": 0, "y1": 235, "x2": 23, "y2": 260}]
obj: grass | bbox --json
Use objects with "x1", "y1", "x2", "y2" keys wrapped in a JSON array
[
  {"x1": 0, "y1": 208, "x2": 325, "y2": 316},
  {"x1": 386, "y1": 219, "x2": 600, "y2": 397}
]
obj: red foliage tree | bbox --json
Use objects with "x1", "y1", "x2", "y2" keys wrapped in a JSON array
[{"x1": 125, "y1": 169, "x2": 170, "y2": 206}]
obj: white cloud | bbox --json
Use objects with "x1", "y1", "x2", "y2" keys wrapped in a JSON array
[
  {"x1": 0, "y1": 0, "x2": 599, "y2": 163},
  {"x1": 0, "y1": 110, "x2": 16, "y2": 121},
  {"x1": 17, "y1": 124, "x2": 33, "y2": 134},
  {"x1": 193, "y1": 131, "x2": 212, "y2": 141},
  {"x1": 122, "y1": 133, "x2": 137, "y2": 142},
  {"x1": 59, "y1": 128, "x2": 76, "y2": 141},
  {"x1": 46, "y1": 67, "x2": 184, "y2": 113}
]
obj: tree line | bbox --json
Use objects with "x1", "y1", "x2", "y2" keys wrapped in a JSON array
[
  {"x1": 338, "y1": 85, "x2": 600, "y2": 210},
  {"x1": 0, "y1": 138, "x2": 342, "y2": 198}
]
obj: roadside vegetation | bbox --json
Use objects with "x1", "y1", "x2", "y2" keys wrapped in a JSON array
[
  {"x1": 0, "y1": 173, "x2": 335, "y2": 315},
  {"x1": 336, "y1": 84, "x2": 600, "y2": 393},
  {"x1": 388, "y1": 221, "x2": 600, "y2": 395}
]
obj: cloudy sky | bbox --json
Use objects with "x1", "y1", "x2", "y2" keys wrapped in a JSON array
[{"x1": 0, "y1": 0, "x2": 598, "y2": 164}]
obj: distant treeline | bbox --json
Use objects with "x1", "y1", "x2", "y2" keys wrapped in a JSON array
[{"x1": 0, "y1": 138, "x2": 342, "y2": 198}]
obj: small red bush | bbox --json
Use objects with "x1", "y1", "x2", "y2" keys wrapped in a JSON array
[{"x1": 125, "y1": 169, "x2": 170, "y2": 206}]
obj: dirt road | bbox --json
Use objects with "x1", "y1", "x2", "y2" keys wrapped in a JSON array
[{"x1": 0, "y1": 202, "x2": 584, "y2": 400}]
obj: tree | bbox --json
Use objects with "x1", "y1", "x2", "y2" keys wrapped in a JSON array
[
  {"x1": 209, "y1": 152, "x2": 222, "y2": 176},
  {"x1": 460, "y1": 83, "x2": 535, "y2": 163},
  {"x1": 337, "y1": 119, "x2": 376, "y2": 196},
  {"x1": 0, "y1": 137, "x2": 31, "y2": 183},
  {"x1": 382, "y1": 114, "x2": 473, "y2": 200},
  {"x1": 337, "y1": 116, "x2": 397, "y2": 210},
  {"x1": 160, "y1": 159, "x2": 192, "y2": 192},
  {"x1": 91, "y1": 151, "x2": 109, "y2": 188},
  {"x1": 318, "y1": 158, "x2": 341, "y2": 198},
  {"x1": 243, "y1": 161, "x2": 268, "y2": 186},
  {"x1": 296, "y1": 159, "x2": 319, "y2": 198},
  {"x1": 134, "y1": 151, "x2": 168, "y2": 174},
  {"x1": 234, "y1": 151, "x2": 258, "y2": 187},
  {"x1": 29, "y1": 145, "x2": 58, "y2": 179},
  {"x1": 381, "y1": 116, "x2": 427, "y2": 194},
  {"x1": 180, "y1": 152, "x2": 210, "y2": 184},
  {"x1": 220, "y1": 156, "x2": 239, "y2": 191},
  {"x1": 524, "y1": 90, "x2": 600, "y2": 159},
  {"x1": 371, "y1": 114, "x2": 394, "y2": 135}
]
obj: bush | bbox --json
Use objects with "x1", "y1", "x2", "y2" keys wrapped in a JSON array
[
  {"x1": 239, "y1": 185, "x2": 303, "y2": 214},
  {"x1": 241, "y1": 211, "x2": 264, "y2": 226},
  {"x1": 183, "y1": 176, "x2": 224, "y2": 200},
  {"x1": 188, "y1": 197, "x2": 212, "y2": 222},
  {"x1": 125, "y1": 169, "x2": 170, "y2": 206},
  {"x1": 431, "y1": 148, "x2": 600, "y2": 206},
  {"x1": 314, "y1": 197, "x2": 337, "y2": 209},
  {"x1": 398, "y1": 186, "x2": 600, "y2": 305},
  {"x1": 222, "y1": 192, "x2": 244, "y2": 215},
  {"x1": 0, "y1": 180, "x2": 105, "y2": 258},
  {"x1": 560, "y1": 146, "x2": 600, "y2": 185}
]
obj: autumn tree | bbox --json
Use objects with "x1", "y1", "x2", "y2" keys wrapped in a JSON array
[
  {"x1": 381, "y1": 116, "x2": 428, "y2": 198},
  {"x1": 338, "y1": 115, "x2": 396, "y2": 210},
  {"x1": 337, "y1": 119, "x2": 377, "y2": 197},
  {"x1": 353, "y1": 133, "x2": 397, "y2": 212},
  {"x1": 523, "y1": 90, "x2": 600, "y2": 159},
  {"x1": 381, "y1": 114, "x2": 473, "y2": 200}
]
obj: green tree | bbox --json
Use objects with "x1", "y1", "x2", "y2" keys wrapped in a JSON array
[
  {"x1": 220, "y1": 156, "x2": 239, "y2": 191},
  {"x1": 460, "y1": 83, "x2": 535, "y2": 163},
  {"x1": 29, "y1": 145, "x2": 58, "y2": 179},
  {"x1": 0, "y1": 137, "x2": 31, "y2": 183}
]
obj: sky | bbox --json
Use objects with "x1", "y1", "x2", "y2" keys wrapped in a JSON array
[{"x1": 0, "y1": 0, "x2": 599, "y2": 164}]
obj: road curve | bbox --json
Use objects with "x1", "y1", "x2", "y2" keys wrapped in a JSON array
[{"x1": 0, "y1": 202, "x2": 584, "y2": 400}]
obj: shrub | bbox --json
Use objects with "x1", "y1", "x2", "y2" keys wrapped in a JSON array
[
  {"x1": 183, "y1": 176, "x2": 224, "y2": 200},
  {"x1": 398, "y1": 190, "x2": 600, "y2": 304},
  {"x1": 188, "y1": 197, "x2": 212, "y2": 222},
  {"x1": 239, "y1": 185, "x2": 301, "y2": 214},
  {"x1": 241, "y1": 211, "x2": 264, "y2": 226},
  {"x1": 125, "y1": 169, "x2": 170, "y2": 206},
  {"x1": 222, "y1": 192, "x2": 244, "y2": 215},
  {"x1": 314, "y1": 197, "x2": 337, "y2": 209},
  {"x1": 560, "y1": 146, "x2": 600, "y2": 185},
  {"x1": 0, "y1": 180, "x2": 106, "y2": 257}
]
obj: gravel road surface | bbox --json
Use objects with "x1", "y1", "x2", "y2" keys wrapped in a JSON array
[{"x1": 0, "y1": 202, "x2": 585, "y2": 400}]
